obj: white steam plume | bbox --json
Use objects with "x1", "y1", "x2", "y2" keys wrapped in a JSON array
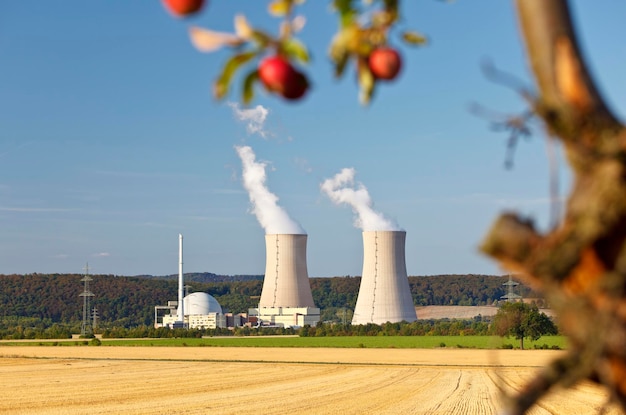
[
  {"x1": 236, "y1": 145, "x2": 305, "y2": 234},
  {"x1": 228, "y1": 102, "x2": 270, "y2": 138},
  {"x1": 321, "y1": 168, "x2": 401, "y2": 231}
]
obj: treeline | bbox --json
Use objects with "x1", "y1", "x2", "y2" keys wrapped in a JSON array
[
  {"x1": 100, "y1": 319, "x2": 490, "y2": 338},
  {"x1": 100, "y1": 325, "x2": 297, "y2": 339},
  {"x1": 409, "y1": 274, "x2": 528, "y2": 306},
  {"x1": 0, "y1": 316, "x2": 74, "y2": 339},
  {"x1": 14, "y1": 319, "x2": 486, "y2": 340},
  {"x1": 0, "y1": 273, "x2": 183, "y2": 327},
  {"x1": 0, "y1": 273, "x2": 537, "y2": 330},
  {"x1": 0, "y1": 273, "x2": 267, "y2": 328},
  {"x1": 142, "y1": 273, "x2": 264, "y2": 284},
  {"x1": 300, "y1": 318, "x2": 491, "y2": 337}
]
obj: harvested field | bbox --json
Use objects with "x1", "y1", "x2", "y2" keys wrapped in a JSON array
[
  {"x1": 415, "y1": 305, "x2": 556, "y2": 320},
  {"x1": 0, "y1": 346, "x2": 620, "y2": 414}
]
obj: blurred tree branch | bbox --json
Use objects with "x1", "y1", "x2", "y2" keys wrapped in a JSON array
[{"x1": 482, "y1": 1, "x2": 626, "y2": 412}]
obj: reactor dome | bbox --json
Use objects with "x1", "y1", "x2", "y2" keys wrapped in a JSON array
[{"x1": 179, "y1": 292, "x2": 222, "y2": 315}]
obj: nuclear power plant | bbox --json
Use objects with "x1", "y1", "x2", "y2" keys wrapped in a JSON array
[
  {"x1": 352, "y1": 230, "x2": 417, "y2": 325},
  {"x1": 248, "y1": 234, "x2": 320, "y2": 327},
  {"x1": 159, "y1": 292, "x2": 226, "y2": 329},
  {"x1": 153, "y1": 230, "x2": 416, "y2": 329},
  {"x1": 155, "y1": 234, "x2": 229, "y2": 329},
  {"x1": 154, "y1": 151, "x2": 419, "y2": 331}
]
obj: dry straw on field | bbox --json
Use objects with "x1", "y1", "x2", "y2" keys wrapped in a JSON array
[{"x1": 0, "y1": 346, "x2": 620, "y2": 414}]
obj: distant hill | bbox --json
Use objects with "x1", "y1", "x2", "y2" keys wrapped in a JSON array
[
  {"x1": 408, "y1": 274, "x2": 538, "y2": 306},
  {"x1": 0, "y1": 273, "x2": 538, "y2": 328},
  {"x1": 136, "y1": 273, "x2": 264, "y2": 283}
]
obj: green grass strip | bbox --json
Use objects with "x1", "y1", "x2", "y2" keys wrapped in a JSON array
[{"x1": 0, "y1": 335, "x2": 568, "y2": 349}]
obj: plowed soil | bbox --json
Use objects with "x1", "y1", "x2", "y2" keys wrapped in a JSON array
[{"x1": 0, "y1": 346, "x2": 620, "y2": 414}]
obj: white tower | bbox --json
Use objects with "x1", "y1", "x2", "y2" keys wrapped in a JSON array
[
  {"x1": 178, "y1": 233, "x2": 184, "y2": 325},
  {"x1": 352, "y1": 230, "x2": 417, "y2": 325},
  {"x1": 259, "y1": 234, "x2": 316, "y2": 308}
]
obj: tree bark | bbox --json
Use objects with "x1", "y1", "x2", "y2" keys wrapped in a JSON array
[{"x1": 481, "y1": 1, "x2": 626, "y2": 412}]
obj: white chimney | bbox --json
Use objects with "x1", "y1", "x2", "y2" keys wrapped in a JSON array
[
  {"x1": 352, "y1": 230, "x2": 417, "y2": 325},
  {"x1": 178, "y1": 233, "x2": 184, "y2": 325}
]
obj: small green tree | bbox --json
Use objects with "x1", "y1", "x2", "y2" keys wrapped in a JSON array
[{"x1": 492, "y1": 302, "x2": 558, "y2": 350}]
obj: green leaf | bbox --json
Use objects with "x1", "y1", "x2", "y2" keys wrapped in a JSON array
[
  {"x1": 357, "y1": 58, "x2": 375, "y2": 105},
  {"x1": 335, "y1": 53, "x2": 350, "y2": 78},
  {"x1": 242, "y1": 70, "x2": 259, "y2": 105},
  {"x1": 281, "y1": 38, "x2": 310, "y2": 64},
  {"x1": 250, "y1": 30, "x2": 273, "y2": 49},
  {"x1": 333, "y1": 0, "x2": 357, "y2": 28},
  {"x1": 329, "y1": 34, "x2": 350, "y2": 78},
  {"x1": 214, "y1": 51, "x2": 258, "y2": 100},
  {"x1": 333, "y1": 0, "x2": 355, "y2": 14},
  {"x1": 401, "y1": 30, "x2": 428, "y2": 46}
]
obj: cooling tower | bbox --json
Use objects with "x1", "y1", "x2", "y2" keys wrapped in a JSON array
[
  {"x1": 259, "y1": 234, "x2": 316, "y2": 308},
  {"x1": 352, "y1": 230, "x2": 417, "y2": 325}
]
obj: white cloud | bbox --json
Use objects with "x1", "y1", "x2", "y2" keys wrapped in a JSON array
[
  {"x1": 92, "y1": 252, "x2": 111, "y2": 258},
  {"x1": 228, "y1": 102, "x2": 271, "y2": 138}
]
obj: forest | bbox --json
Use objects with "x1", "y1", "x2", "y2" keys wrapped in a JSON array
[{"x1": 0, "y1": 272, "x2": 539, "y2": 334}]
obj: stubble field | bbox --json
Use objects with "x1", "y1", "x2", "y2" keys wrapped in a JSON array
[{"x1": 0, "y1": 346, "x2": 620, "y2": 414}]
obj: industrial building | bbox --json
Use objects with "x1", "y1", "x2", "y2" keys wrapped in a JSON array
[
  {"x1": 153, "y1": 228, "x2": 420, "y2": 330},
  {"x1": 248, "y1": 306, "x2": 320, "y2": 328},
  {"x1": 156, "y1": 292, "x2": 226, "y2": 329},
  {"x1": 154, "y1": 234, "x2": 229, "y2": 330},
  {"x1": 249, "y1": 234, "x2": 320, "y2": 327},
  {"x1": 352, "y1": 230, "x2": 417, "y2": 325}
]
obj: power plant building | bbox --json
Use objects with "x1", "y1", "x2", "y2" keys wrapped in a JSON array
[
  {"x1": 158, "y1": 292, "x2": 226, "y2": 329},
  {"x1": 155, "y1": 229, "x2": 416, "y2": 329},
  {"x1": 352, "y1": 230, "x2": 417, "y2": 325},
  {"x1": 249, "y1": 234, "x2": 320, "y2": 327}
]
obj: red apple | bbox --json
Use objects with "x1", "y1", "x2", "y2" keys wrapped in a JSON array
[
  {"x1": 258, "y1": 56, "x2": 309, "y2": 101},
  {"x1": 368, "y1": 47, "x2": 402, "y2": 81},
  {"x1": 162, "y1": 0, "x2": 205, "y2": 17},
  {"x1": 281, "y1": 71, "x2": 309, "y2": 100}
]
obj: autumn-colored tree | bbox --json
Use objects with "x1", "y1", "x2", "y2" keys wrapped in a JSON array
[{"x1": 164, "y1": 0, "x2": 626, "y2": 412}]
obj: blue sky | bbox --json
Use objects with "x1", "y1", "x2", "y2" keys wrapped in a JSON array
[{"x1": 1, "y1": 1, "x2": 625, "y2": 277}]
